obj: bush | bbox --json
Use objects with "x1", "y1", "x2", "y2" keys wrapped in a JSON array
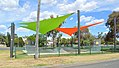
[{"x1": 101, "y1": 48, "x2": 110, "y2": 51}]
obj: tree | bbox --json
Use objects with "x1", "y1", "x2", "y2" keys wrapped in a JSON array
[
  {"x1": 19, "y1": 37, "x2": 25, "y2": 47},
  {"x1": 14, "y1": 38, "x2": 19, "y2": 46},
  {"x1": 48, "y1": 15, "x2": 59, "y2": 48},
  {"x1": 0, "y1": 33, "x2": 8, "y2": 46},
  {"x1": 6, "y1": 32, "x2": 11, "y2": 47},
  {"x1": 51, "y1": 30, "x2": 58, "y2": 48},
  {"x1": 74, "y1": 28, "x2": 95, "y2": 46},
  {"x1": 39, "y1": 34, "x2": 47, "y2": 47},
  {"x1": 27, "y1": 34, "x2": 35, "y2": 45},
  {"x1": 57, "y1": 33, "x2": 62, "y2": 47},
  {"x1": 60, "y1": 38, "x2": 67, "y2": 46},
  {"x1": 34, "y1": 0, "x2": 41, "y2": 59},
  {"x1": 45, "y1": 32, "x2": 51, "y2": 46},
  {"x1": 105, "y1": 11, "x2": 119, "y2": 42}
]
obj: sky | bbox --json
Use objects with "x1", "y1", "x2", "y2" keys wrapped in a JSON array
[{"x1": 0, "y1": 0, "x2": 119, "y2": 38}]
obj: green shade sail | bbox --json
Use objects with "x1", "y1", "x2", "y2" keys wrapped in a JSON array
[{"x1": 20, "y1": 13, "x2": 73, "y2": 34}]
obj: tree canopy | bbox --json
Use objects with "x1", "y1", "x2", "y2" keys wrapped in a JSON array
[{"x1": 105, "y1": 11, "x2": 119, "y2": 42}]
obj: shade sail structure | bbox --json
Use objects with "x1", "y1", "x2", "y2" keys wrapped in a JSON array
[
  {"x1": 55, "y1": 22, "x2": 103, "y2": 36},
  {"x1": 56, "y1": 28, "x2": 78, "y2": 36},
  {"x1": 20, "y1": 13, "x2": 73, "y2": 34},
  {"x1": 80, "y1": 22, "x2": 102, "y2": 30}
]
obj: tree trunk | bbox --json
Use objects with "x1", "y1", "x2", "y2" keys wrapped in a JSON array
[
  {"x1": 53, "y1": 37, "x2": 55, "y2": 48},
  {"x1": 35, "y1": 0, "x2": 41, "y2": 59}
]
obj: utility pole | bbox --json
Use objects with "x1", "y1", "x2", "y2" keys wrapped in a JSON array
[
  {"x1": 114, "y1": 17, "x2": 116, "y2": 52},
  {"x1": 35, "y1": 0, "x2": 41, "y2": 59},
  {"x1": 10, "y1": 23, "x2": 15, "y2": 58},
  {"x1": 77, "y1": 10, "x2": 80, "y2": 54}
]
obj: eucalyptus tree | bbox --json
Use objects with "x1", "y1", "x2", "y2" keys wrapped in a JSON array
[
  {"x1": 105, "y1": 11, "x2": 119, "y2": 42},
  {"x1": 57, "y1": 33, "x2": 62, "y2": 47}
]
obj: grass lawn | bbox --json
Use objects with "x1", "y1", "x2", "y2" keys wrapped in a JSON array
[{"x1": 0, "y1": 50, "x2": 119, "y2": 68}]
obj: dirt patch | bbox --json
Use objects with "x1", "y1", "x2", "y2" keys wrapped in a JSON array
[{"x1": 0, "y1": 50, "x2": 119, "y2": 68}]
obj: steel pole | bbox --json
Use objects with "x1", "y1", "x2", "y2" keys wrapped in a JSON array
[
  {"x1": 77, "y1": 10, "x2": 80, "y2": 54},
  {"x1": 10, "y1": 23, "x2": 15, "y2": 58}
]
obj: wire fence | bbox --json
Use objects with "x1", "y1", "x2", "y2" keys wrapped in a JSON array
[
  {"x1": 14, "y1": 45, "x2": 106, "y2": 56},
  {"x1": 13, "y1": 45, "x2": 119, "y2": 57}
]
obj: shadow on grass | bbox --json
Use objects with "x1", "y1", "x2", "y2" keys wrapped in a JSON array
[
  {"x1": 40, "y1": 52, "x2": 112, "y2": 58},
  {"x1": 16, "y1": 52, "x2": 33, "y2": 59},
  {"x1": 15, "y1": 50, "x2": 114, "y2": 59}
]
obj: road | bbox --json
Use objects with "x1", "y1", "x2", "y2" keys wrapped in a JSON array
[
  {"x1": 0, "y1": 47, "x2": 9, "y2": 50},
  {"x1": 42, "y1": 59, "x2": 119, "y2": 68},
  {"x1": 66, "y1": 59, "x2": 119, "y2": 68}
]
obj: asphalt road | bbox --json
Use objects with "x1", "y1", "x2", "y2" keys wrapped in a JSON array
[
  {"x1": 42, "y1": 59, "x2": 119, "y2": 68},
  {"x1": 65, "y1": 59, "x2": 119, "y2": 68},
  {"x1": 0, "y1": 47, "x2": 9, "y2": 50}
]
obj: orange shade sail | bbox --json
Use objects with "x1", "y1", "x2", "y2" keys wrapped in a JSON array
[
  {"x1": 80, "y1": 22, "x2": 102, "y2": 30},
  {"x1": 56, "y1": 28, "x2": 78, "y2": 36},
  {"x1": 55, "y1": 22, "x2": 102, "y2": 36}
]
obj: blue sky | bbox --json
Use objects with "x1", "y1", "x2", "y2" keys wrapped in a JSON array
[{"x1": 0, "y1": 0, "x2": 119, "y2": 38}]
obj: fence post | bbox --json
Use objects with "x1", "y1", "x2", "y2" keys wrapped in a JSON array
[{"x1": 89, "y1": 44, "x2": 91, "y2": 55}]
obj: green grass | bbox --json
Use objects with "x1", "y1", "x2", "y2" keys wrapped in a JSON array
[
  {"x1": 40, "y1": 52, "x2": 112, "y2": 58},
  {"x1": 0, "y1": 50, "x2": 113, "y2": 59},
  {"x1": 16, "y1": 53, "x2": 33, "y2": 59},
  {"x1": 36, "y1": 64, "x2": 48, "y2": 66}
]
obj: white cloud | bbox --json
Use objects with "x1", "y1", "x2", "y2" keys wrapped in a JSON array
[
  {"x1": 40, "y1": 11, "x2": 58, "y2": 20},
  {"x1": 0, "y1": 25, "x2": 7, "y2": 30},
  {"x1": 0, "y1": 1, "x2": 30, "y2": 24},
  {"x1": 61, "y1": 35, "x2": 70, "y2": 39},
  {"x1": 96, "y1": 0, "x2": 119, "y2": 11},
  {"x1": 113, "y1": 7, "x2": 119, "y2": 11},
  {"x1": 56, "y1": 0, "x2": 119, "y2": 13},
  {"x1": 106, "y1": 28, "x2": 109, "y2": 31},
  {"x1": 5, "y1": 27, "x2": 30, "y2": 34},
  {"x1": 80, "y1": 15, "x2": 94, "y2": 22},
  {"x1": 57, "y1": 0, "x2": 98, "y2": 13},
  {"x1": 70, "y1": 17, "x2": 73, "y2": 20},
  {"x1": 19, "y1": 2, "x2": 30, "y2": 13},
  {"x1": 75, "y1": 15, "x2": 95, "y2": 24},
  {"x1": 41, "y1": 0, "x2": 57, "y2": 5},
  {"x1": 16, "y1": 27, "x2": 30, "y2": 32},
  {"x1": 86, "y1": 19, "x2": 104, "y2": 25},
  {"x1": 22, "y1": 11, "x2": 37, "y2": 22},
  {"x1": 23, "y1": 11, "x2": 58, "y2": 22},
  {"x1": 103, "y1": 31, "x2": 108, "y2": 34},
  {"x1": 0, "y1": 0, "x2": 19, "y2": 11},
  {"x1": 0, "y1": 0, "x2": 30, "y2": 12}
]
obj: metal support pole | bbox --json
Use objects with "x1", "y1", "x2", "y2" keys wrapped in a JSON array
[
  {"x1": 114, "y1": 17, "x2": 116, "y2": 52},
  {"x1": 71, "y1": 36, "x2": 73, "y2": 47},
  {"x1": 10, "y1": 23, "x2": 15, "y2": 58},
  {"x1": 35, "y1": 0, "x2": 41, "y2": 59},
  {"x1": 77, "y1": 10, "x2": 80, "y2": 54}
]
